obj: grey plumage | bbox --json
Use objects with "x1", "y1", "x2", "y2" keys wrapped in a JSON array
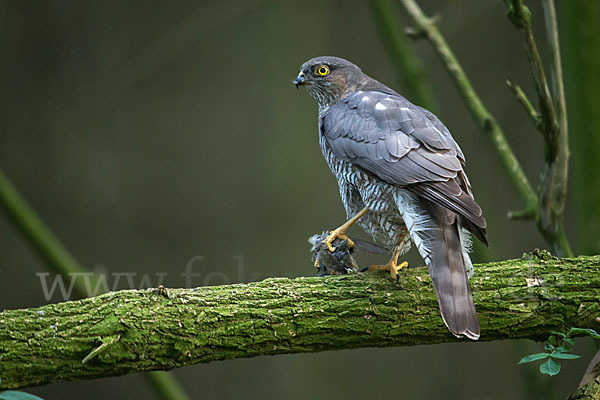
[{"x1": 294, "y1": 56, "x2": 488, "y2": 339}]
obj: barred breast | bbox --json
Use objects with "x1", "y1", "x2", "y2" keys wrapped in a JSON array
[{"x1": 319, "y1": 128, "x2": 411, "y2": 254}]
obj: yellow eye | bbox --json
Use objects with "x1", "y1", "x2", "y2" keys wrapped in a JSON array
[{"x1": 315, "y1": 65, "x2": 330, "y2": 76}]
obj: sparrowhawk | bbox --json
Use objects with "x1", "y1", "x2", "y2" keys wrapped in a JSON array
[{"x1": 293, "y1": 56, "x2": 488, "y2": 340}]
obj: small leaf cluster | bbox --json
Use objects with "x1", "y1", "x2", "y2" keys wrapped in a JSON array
[
  {"x1": 518, "y1": 328, "x2": 600, "y2": 376},
  {"x1": 0, "y1": 392, "x2": 44, "y2": 400}
]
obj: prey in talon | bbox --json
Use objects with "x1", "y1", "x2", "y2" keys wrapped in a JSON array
[
  {"x1": 294, "y1": 56, "x2": 488, "y2": 340},
  {"x1": 309, "y1": 231, "x2": 387, "y2": 277}
]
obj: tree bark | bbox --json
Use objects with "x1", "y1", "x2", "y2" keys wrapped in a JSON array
[
  {"x1": 1, "y1": 254, "x2": 599, "y2": 389},
  {"x1": 568, "y1": 377, "x2": 600, "y2": 400}
]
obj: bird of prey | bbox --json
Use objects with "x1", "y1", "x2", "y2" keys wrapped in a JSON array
[{"x1": 293, "y1": 56, "x2": 488, "y2": 340}]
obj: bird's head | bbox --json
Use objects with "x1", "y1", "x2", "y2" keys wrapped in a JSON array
[{"x1": 293, "y1": 56, "x2": 363, "y2": 109}]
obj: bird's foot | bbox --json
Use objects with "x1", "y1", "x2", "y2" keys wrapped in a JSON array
[
  {"x1": 322, "y1": 228, "x2": 355, "y2": 253},
  {"x1": 362, "y1": 260, "x2": 408, "y2": 284}
]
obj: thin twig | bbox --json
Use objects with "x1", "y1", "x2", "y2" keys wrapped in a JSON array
[
  {"x1": 542, "y1": 0, "x2": 568, "y2": 139},
  {"x1": 82, "y1": 335, "x2": 121, "y2": 364},
  {"x1": 505, "y1": 0, "x2": 559, "y2": 147},
  {"x1": 399, "y1": 0, "x2": 538, "y2": 220},
  {"x1": 506, "y1": 78, "x2": 543, "y2": 131},
  {"x1": 504, "y1": 0, "x2": 572, "y2": 256}
]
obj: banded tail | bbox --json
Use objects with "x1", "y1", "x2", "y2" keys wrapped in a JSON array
[
  {"x1": 428, "y1": 215, "x2": 480, "y2": 339},
  {"x1": 395, "y1": 190, "x2": 480, "y2": 340}
]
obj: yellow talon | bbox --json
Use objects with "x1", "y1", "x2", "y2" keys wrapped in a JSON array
[
  {"x1": 393, "y1": 261, "x2": 408, "y2": 277},
  {"x1": 364, "y1": 251, "x2": 407, "y2": 281},
  {"x1": 322, "y1": 207, "x2": 369, "y2": 253},
  {"x1": 322, "y1": 229, "x2": 355, "y2": 252}
]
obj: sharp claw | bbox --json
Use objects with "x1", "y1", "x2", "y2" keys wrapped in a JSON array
[
  {"x1": 364, "y1": 257, "x2": 408, "y2": 284},
  {"x1": 322, "y1": 230, "x2": 354, "y2": 253},
  {"x1": 325, "y1": 240, "x2": 336, "y2": 252}
]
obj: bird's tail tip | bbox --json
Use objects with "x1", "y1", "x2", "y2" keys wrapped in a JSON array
[
  {"x1": 465, "y1": 330, "x2": 480, "y2": 341},
  {"x1": 443, "y1": 313, "x2": 480, "y2": 341}
]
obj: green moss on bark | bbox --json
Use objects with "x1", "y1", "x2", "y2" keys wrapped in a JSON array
[{"x1": 1, "y1": 255, "x2": 599, "y2": 389}]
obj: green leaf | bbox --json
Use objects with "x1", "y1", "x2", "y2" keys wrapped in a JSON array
[
  {"x1": 0, "y1": 391, "x2": 44, "y2": 400},
  {"x1": 564, "y1": 338, "x2": 575, "y2": 345},
  {"x1": 556, "y1": 343, "x2": 573, "y2": 353},
  {"x1": 518, "y1": 352, "x2": 550, "y2": 364},
  {"x1": 548, "y1": 335, "x2": 557, "y2": 346},
  {"x1": 550, "y1": 331, "x2": 566, "y2": 338},
  {"x1": 569, "y1": 328, "x2": 600, "y2": 339},
  {"x1": 552, "y1": 353, "x2": 581, "y2": 360},
  {"x1": 544, "y1": 342, "x2": 555, "y2": 351},
  {"x1": 539, "y1": 358, "x2": 561, "y2": 376}
]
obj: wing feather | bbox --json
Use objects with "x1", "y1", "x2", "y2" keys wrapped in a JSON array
[{"x1": 322, "y1": 91, "x2": 487, "y2": 242}]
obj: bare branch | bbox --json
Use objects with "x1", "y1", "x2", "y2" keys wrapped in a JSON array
[
  {"x1": 397, "y1": 0, "x2": 572, "y2": 255},
  {"x1": 504, "y1": 0, "x2": 572, "y2": 256},
  {"x1": 506, "y1": 78, "x2": 543, "y2": 131},
  {"x1": 505, "y1": 0, "x2": 559, "y2": 147},
  {"x1": 542, "y1": 0, "x2": 568, "y2": 142},
  {"x1": 398, "y1": 0, "x2": 538, "y2": 220}
]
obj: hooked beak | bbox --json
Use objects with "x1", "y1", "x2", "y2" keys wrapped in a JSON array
[{"x1": 292, "y1": 72, "x2": 305, "y2": 89}]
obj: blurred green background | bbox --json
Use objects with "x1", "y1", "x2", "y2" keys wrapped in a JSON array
[{"x1": 1, "y1": 1, "x2": 597, "y2": 399}]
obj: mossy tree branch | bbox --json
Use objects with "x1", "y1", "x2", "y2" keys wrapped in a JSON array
[
  {"x1": 0, "y1": 168, "x2": 189, "y2": 400},
  {"x1": 1, "y1": 254, "x2": 599, "y2": 390}
]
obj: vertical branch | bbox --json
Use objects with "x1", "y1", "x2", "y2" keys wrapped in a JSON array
[
  {"x1": 505, "y1": 0, "x2": 572, "y2": 256},
  {"x1": 0, "y1": 167, "x2": 190, "y2": 400},
  {"x1": 369, "y1": 0, "x2": 437, "y2": 111},
  {"x1": 397, "y1": 0, "x2": 573, "y2": 255},
  {"x1": 542, "y1": 0, "x2": 567, "y2": 139},
  {"x1": 505, "y1": 0, "x2": 558, "y2": 146},
  {"x1": 398, "y1": 0, "x2": 538, "y2": 219},
  {"x1": 540, "y1": 0, "x2": 572, "y2": 253}
]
